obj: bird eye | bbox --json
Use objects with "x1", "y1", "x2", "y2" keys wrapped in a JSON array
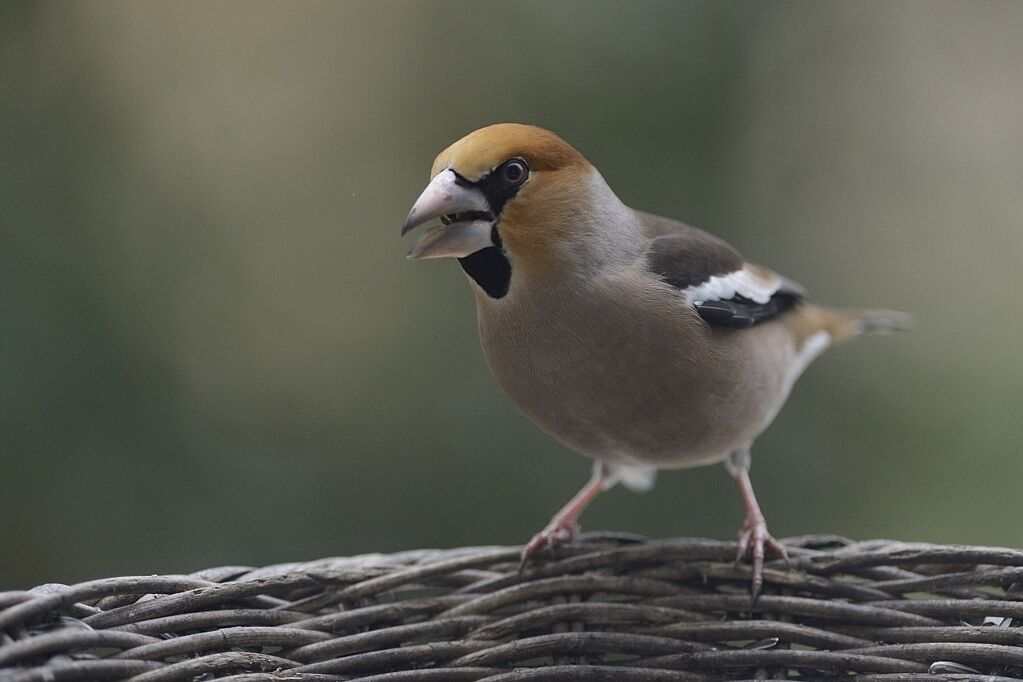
[{"x1": 499, "y1": 159, "x2": 528, "y2": 187}]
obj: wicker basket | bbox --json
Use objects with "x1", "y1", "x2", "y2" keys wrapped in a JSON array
[{"x1": 2, "y1": 535, "x2": 1023, "y2": 681}]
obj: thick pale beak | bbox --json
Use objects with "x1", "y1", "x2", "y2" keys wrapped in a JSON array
[{"x1": 402, "y1": 170, "x2": 495, "y2": 260}]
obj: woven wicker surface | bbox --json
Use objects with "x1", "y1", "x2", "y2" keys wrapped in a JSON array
[{"x1": 2, "y1": 535, "x2": 1023, "y2": 681}]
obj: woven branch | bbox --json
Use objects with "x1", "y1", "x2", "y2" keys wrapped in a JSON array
[{"x1": 2, "y1": 535, "x2": 1023, "y2": 681}]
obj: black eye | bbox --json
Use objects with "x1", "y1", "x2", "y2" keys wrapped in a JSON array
[{"x1": 499, "y1": 159, "x2": 528, "y2": 187}]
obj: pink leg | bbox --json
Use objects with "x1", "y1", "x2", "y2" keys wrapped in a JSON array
[
  {"x1": 519, "y1": 463, "x2": 607, "y2": 571},
  {"x1": 727, "y1": 450, "x2": 788, "y2": 602}
]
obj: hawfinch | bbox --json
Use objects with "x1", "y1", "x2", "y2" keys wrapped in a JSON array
[{"x1": 402, "y1": 123, "x2": 909, "y2": 598}]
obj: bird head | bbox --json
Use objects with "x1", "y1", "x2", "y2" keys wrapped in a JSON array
[{"x1": 402, "y1": 124, "x2": 635, "y2": 298}]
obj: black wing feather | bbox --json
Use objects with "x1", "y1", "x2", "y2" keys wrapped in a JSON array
[
  {"x1": 643, "y1": 229, "x2": 804, "y2": 329},
  {"x1": 693, "y1": 293, "x2": 801, "y2": 329}
]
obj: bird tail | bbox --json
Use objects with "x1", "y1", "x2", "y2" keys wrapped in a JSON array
[
  {"x1": 849, "y1": 309, "x2": 914, "y2": 335},
  {"x1": 805, "y1": 305, "x2": 912, "y2": 344}
]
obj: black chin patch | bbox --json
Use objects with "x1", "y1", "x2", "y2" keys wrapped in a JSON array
[
  {"x1": 458, "y1": 246, "x2": 511, "y2": 299},
  {"x1": 452, "y1": 168, "x2": 520, "y2": 300}
]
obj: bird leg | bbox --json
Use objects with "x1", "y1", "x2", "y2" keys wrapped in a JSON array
[
  {"x1": 726, "y1": 449, "x2": 788, "y2": 602},
  {"x1": 519, "y1": 462, "x2": 607, "y2": 571}
]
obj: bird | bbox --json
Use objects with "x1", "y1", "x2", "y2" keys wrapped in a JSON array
[{"x1": 401, "y1": 123, "x2": 909, "y2": 599}]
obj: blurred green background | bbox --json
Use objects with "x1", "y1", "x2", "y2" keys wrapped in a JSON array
[{"x1": 2, "y1": 1, "x2": 1021, "y2": 589}]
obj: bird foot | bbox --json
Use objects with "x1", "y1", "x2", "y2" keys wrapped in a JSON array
[
  {"x1": 518, "y1": 518, "x2": 580, "y2": 572},
  {"x1": 735, "y1": 513, "x2": 788, "y2": 603}
]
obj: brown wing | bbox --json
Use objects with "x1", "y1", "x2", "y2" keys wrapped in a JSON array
[{"x1": 639, "y1": 211, "x2": 805, "y2": 328}]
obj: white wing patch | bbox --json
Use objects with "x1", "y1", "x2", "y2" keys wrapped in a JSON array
[{"x1": 684, "y1": 265, "x2": 780, "y2": 306}]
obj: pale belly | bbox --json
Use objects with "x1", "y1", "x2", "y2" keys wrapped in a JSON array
[{"x1": 476, "y1": 282, "x2": 800, "y2": 469}]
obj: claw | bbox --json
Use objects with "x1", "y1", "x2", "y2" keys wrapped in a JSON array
[
  {"x1": 736, "y1": 513, "x2": 788, "y2": 604},
  {"x1": 517, "y1": 463, "x2": 607, "y2": 574},
  {"x1": 518, "y1": 519, "x2": 579, "y2": 572}
]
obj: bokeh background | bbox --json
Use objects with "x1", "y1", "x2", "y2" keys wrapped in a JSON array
[{"x1": 2, "y1": 1, "x2": 1021, "y2": 588}]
